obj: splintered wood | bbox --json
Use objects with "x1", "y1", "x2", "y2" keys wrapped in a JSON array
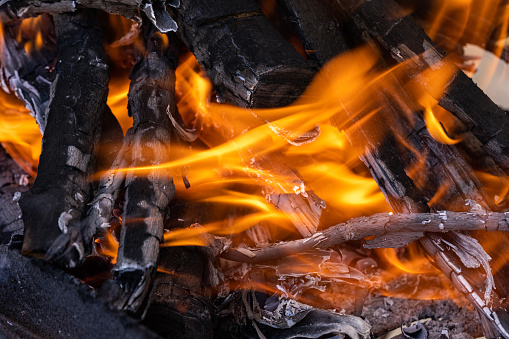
[{"x1": 1, "y1": 0, "x2": 509, "y2": 338}]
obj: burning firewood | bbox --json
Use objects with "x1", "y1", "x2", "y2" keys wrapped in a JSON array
[
  {"x1": 1, "y1": 0, "x2": 509, "y2": 338},
  {"x1": 18, "y1": 9, "x2": 110, "y2": 267}
]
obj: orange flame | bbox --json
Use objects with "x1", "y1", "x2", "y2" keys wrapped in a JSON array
[
  {"x1": 1, "y1": 8, "x2": 509, "y2": 303},
  {"x1": 0, "y1": 91, "x2": 41, "y2": 177},
  {"x1": 95, "y1": 229, "x2": 119, "y2": 264},
  {"x1": 375, "y1": 245, "x2": 457, "y2": 300}
]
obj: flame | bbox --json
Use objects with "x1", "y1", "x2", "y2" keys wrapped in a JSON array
[
  {"x1": 422, "y1": 0, "x2": 509, "y2": 54},
  {"x1": 95, "y1": 229, "x2": 119, "y2": 264},
  {"x1": 1, "y1": 6, "x2": 509, "y2": 304},
  {"x1": 375, "y1": 245, "x2": 457, "y2": 300},
  {"x1": 0, "y1": 90, "x2": 41, "y2": 177},
  {"x1": 423, "y1": 107, "x2": 462, "y2": 145},
  {"x1": 101, "y1": 44, "x2": 470, "y2": 246},
  {"x1": 107, "y1": 72, "x2": 132, "y2": 134},
  {"x1": 16, "y1": 17, "x2": 45, "y2": 56}
]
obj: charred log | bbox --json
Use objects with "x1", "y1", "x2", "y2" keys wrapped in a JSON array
[
  {"x1": 100, "y1": 27, "x2": 177, "y2": 315},
  {"x1": 18, "y1": 9, "x2": 110, "y2": 267},
  {"x1": 174, "y1": 0, "x2": 316, "y2": 108},
  {"x1": 337, "y1": 0, "x2": 509, "y2": 174}
]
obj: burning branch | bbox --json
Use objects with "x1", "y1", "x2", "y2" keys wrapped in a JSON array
[
  {"x1": 18, "y1": 9, "x2": 110, "y2": 267},
  {"x1": 222, "y1": 211, "x2": 509, "y2": 263},
  {"x1": 99, "y1": 25, "x2": 182, "y2": 314}
]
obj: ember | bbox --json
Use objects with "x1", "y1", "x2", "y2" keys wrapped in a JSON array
[{"x1": 0, "y1": 0, "x2": 509, "y2": 338}]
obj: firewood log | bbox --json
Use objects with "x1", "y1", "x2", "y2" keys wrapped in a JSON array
[{"x1": 19, "y1": 9, "x2": 110, "y2": 268}]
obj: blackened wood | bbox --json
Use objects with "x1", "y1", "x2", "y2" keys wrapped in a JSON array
[
  {"x1": 277, "y1": 0, "x2": 350, "y2": 64},
  {"x1": 0, "y1": 0, "x2": 181, "y2": 34},
  {"x1": 104, "y1": 29, "x2": 177, "y2": 314},
  {"x1": 0, "y1": 145, "x2": 29, "y2": 245},
  {"x1": 338, "y1": 0, "x2": 509, "y2": 173},
  {"x1": 18, "y1": 10, "x2": 110, "y2": 266},
  {"x1": 175, "y1": 0, "x2": 315, "y2": 108},
  {"x1": 143, "y1": 246, "x2": 214, "y2": 338},
  {"x1": 0, "y1": 245, "x2": 162, "y2": 339},
  {"x1": 0, "y1": 145, "x2": 160, "y2": 338},
  {"x1": 0, "y1": 0, "x2": 141, "y2": 24}
]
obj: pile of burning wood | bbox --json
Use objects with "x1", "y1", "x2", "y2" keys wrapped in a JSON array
[{"x1": 1, "y1": 0, "x2": 509, "y2": 338}]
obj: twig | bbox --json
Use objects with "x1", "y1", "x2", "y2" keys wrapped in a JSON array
[{"x1": 221, "y1": 211, "x2": 509, "y2": 263}]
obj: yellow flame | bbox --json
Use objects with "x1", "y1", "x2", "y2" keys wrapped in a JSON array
[
  {"x1": 95, "y1": 229, "x2": 119, "y2": 264},
  {"x1": 0, "y1": 91, "x2": 41, "y2": 177},
  {"x1": 423, "y1": 107, "x2": 462, "y2": 144},
  {"x1": 107, "y1": 72, "x2": 132, "y2": 134}
]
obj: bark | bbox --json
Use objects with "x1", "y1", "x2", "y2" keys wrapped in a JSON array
[{"x1": 18, "y1": 9, "x2": 110, "y2": 267}]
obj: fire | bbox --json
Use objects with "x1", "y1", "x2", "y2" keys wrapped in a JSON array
[
  {"x1": 107, "y1": 72, "x2": 132, "y2": 134},
  {"x1": 1, "y1": 3, "x2": 509, "y2": 306},
  {"x1": 17, "y1": 17, "x2": 45, "y2": 56},
  {"x1": 423, "y1": 107, "x2": 462, "y2": 145},
  {"x1": 413, "y1": 0, "x2": 509, "y2": 57},
  {"x1": 95, "y1": 229, "x2": 119, "y2": 265},
  {"x1": 375, "y1": 245, "x2": 457, "y2": 300},
  {"x1": 0, "y1": 91, "x2": 41, "y2": 177}
]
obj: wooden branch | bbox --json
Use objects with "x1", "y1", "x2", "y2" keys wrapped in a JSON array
[
  {"x1": 18, "y1": 9, "x2": 110, "y2": 267},
  {"x1": 221, "y1": 211, "x2": 509, "y2": 263},
  {"x1": 101, "y1": 28, "x2": 178, "y2": 315},
  {"x1": 0, "y1": 0, "x2": 141, "y2": 24},
  {"x1": 175, "y1": 0, "x2": 315, "y2": 108},
  {"x1": 337, "y1": 0, "x2": 509, "y2": 174}
]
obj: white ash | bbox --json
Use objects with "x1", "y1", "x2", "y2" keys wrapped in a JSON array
[{"x1": 57, "y1": 210, "x2": 73, "y2": 234}]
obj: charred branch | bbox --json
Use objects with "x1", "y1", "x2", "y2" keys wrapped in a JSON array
[
  {"x1": 18, "y1": 9, "x2": 110, "y2": 267},
  {"x1": 337, "y1": 0, "x2": 509, "y2": 173},
  {"x1": 100, "y1": 27, "x2": 179, "y2": 315}
]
